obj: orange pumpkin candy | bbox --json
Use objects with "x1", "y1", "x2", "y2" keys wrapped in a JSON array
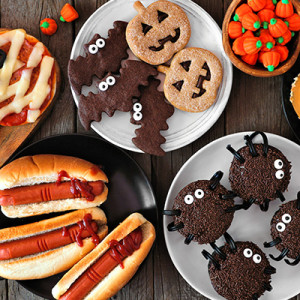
[
  {"x1": 233, "y1": 4, "x2": 253, "y2": 22},
  {"x1": 228, "y1": 21, "x2": 245, "y2": 39},
  {"x1": 265, "y1": 0, "x2": 276, "y2": 10},
  {"x1": 40, "y1": 18, "x2": 57, "y2": 36},
  {"x1": 242, "y1": 12, "x2": 261, "y2": 31},
  {"x1": 60, "y1": 3, "x2": 79, "y2": 22},
  {"x1": 243, "y1": 37, "x2": 263, "y2": 54},
  {"x1": 258, "y1": 9, "x2": 275, "y2": 29},
  {"x1": 272, "y1": 45, "x2": 289, "y2": 61},
  {"x1": 261, "y1": 51, "x2": 281, "y2": 71},
  {"x1": 248, "y1": 0, "x2": 267, "y2": 11},
  {"x1": 277, "y1": 29, "x2": 292, "y2": 45},
  {"x1": 242, "y1": 53, "x2": 259, "y2": 65},
  {"x1": 275, "y1": 0, "x2": 294, "y2": 18},
  {"x1": 269, "y1": 18, "x2": 288, "y2": 37},
  {"x1": 260, "y1": 29, "x2": 275, "y2": 50},
  {"x1": 285, "y1": 13, "x2": 300, "y2": 31}
]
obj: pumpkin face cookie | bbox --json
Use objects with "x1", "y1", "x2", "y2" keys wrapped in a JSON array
[
  {"x1": 126, "y1": 0, "x2": 191, "y2": 65},
  {"x1": 158, "y1": 47, "x2": 223, "y2": 112}
]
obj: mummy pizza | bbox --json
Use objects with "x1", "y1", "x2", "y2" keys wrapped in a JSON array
[
  {"x1": 0, "y1": 29, "x2": 60, "y2": 126},
  {"x1": 158, "y1": 48, "x2": 223, "y2": 112},
  {"x1": 126, "y1": 0, "x2": 191, "y2": 65},
  {"x1": 163, "y1": 171, "x2": 236, "y2": 244},
  {"x1": 78, "y1": 60, "x2": 157, "y2": 130},
  {"x1": 227, "y1": 131, "x2": 291, "y2": 211},
  {"x1": 68, "y1": 21, "x2": 128, "y2": 95},
  {"x1": 203, "y1": 233, "x2": 276, "y2": 300},
  {"x1": 264, "y1": 193, "x2": 300, "y2": 266},
  {"x1": 130, "y1": 79, "x2": 174, "y2": 156}
]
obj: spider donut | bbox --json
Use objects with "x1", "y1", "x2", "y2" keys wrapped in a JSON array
[
  {"x1": 264, "y1": 192, "x2": 300, "y2": 266},
  {"x1": 202, "y1": 233, "x2": 276, "y2": 300},
  {"x1": 227, "y1": 131, "x2": 291, "y2": 212},
  {"x1": 163, "y1": 171, "x2": 236, "y2": 245}
]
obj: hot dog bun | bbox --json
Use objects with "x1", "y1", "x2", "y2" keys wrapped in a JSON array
[
  {"x1": 52, "y1": 212, "x2": 156, "y2": 300},
  {"x1": 0, "y1": 155, "x2": 108, "y2": 218},
  {"x1": 0, "y1": 208, "x2": 108, "y2": 280}
]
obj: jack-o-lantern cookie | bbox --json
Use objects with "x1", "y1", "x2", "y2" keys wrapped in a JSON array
[
  {"x1": 158, "y1": 47, "x2": 223, "y2": 113},
  {"x1": 126, "y1": 0, "x2": 191, "y2": 65}
]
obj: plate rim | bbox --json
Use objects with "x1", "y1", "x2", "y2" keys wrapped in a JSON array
[
  {"x1": 163, "y1": 131, "x2": 300, "y2": 300},
  {"x1": 70, "y1": 0, "x2": 233, "y2": 154}
]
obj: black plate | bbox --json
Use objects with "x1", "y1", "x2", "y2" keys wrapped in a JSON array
[
  {"x1": 3, "y1": 134, "x2": 157, "y2": 299},
  {"x1": 282, "y1": 55, "x2": 300, "y2": 141}
]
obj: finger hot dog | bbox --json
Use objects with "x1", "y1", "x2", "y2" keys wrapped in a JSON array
[
  {"x1": 52, "y1": 213, "x2": 156, "y2": 300},
  {"x1": 0, "y1": 208, "x2": 108, "y2": 280},
  {"x1": 0, "y1": 155, "x2": 108, "y2": 218}
]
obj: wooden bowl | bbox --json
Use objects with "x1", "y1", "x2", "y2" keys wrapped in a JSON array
[{"x1": 222, "y1": 0, "x2": 300, "y2": 77}]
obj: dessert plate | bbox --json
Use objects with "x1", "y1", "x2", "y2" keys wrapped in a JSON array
[
  {"x1": 163, "y1": 132, "x2": 300, "y2": 300},
  {"x1": 4, "y1": 134, "x2": 157, "y2": 299},
  {"x1": 70, "y1": 0, "x2": 232, "y2": 153}
]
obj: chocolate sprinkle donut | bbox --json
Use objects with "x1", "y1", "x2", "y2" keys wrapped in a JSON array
[
  {"x1": 229, "y1": 144, "x2": 291, "y2": 206},
  {"x1": 171, "y1": 178, "x2": 235, "y2": 244},
  {"x1": 208, "y1": 241, "x2": 273, "y2": 300}
]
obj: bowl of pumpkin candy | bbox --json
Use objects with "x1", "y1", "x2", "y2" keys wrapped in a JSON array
[{"x1": 222, "y1": 0, "x2": 300, "y2": 77}]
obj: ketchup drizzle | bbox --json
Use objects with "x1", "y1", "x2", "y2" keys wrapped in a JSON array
[
  {"x1": 56, "y1": 170, "x2": 96, "y2": 201},
  {"x1": 62, "y1": 226, "x2": 70, "y2": 237},
  {"x1": 109, "y1": 227, "x2": 143, "y2": 269}
]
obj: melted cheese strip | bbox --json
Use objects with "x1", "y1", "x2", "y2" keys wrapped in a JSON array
[
  {"x1": 0, "y1": 30, "x2": 25, "y2": 96},
  {"x1": 0, "y1": 56, "x2": 54, "y2": 122}
]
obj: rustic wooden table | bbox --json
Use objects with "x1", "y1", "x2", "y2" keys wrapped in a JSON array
[{"x1": 0, "y1": 0, "x2": 299, "y2": 299}]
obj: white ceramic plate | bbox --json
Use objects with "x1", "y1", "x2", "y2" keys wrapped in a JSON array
[
  {"x1": 70, "y1": 0, "x2": 233, "y2": 153},
  {"x1": 163, "y1": 132, "x2": 300, "y2": 300}
]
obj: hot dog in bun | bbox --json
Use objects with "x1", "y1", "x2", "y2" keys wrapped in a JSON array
[
  {"x1": 52, "y1": 212, "x2": 156, "y2": 300},
  {"x1": 0, "y1": 154, "x2": 108, "y2": 218},
  {"x1": 0, "y1": 207, "x2": 108, "y2": 280}
]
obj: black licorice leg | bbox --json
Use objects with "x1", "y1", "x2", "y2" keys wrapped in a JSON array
[
  {"x1": 202, "y1": 250, "x2": 220, "y2": 270},
  {"x1": 264, "y1": 266, "x2": 276, "y2": 275},
  {"x1": 244, "y1": 135, "x2": 258, "y2": 157},
  {"x1": 224, "y1": 232, "x2": 237, "y2": 253},
  {"x1": 226, "y1": 145, "x2": 245, "y2": 163},
  {"x1": 260, "y1": 199, "x2": 270, "y2": 211},
  {"x1": 225, "y1": 198, "x2": 255, "y2": 213},
  {"x1": 276, "y1": 190, "x2": 285, "y2": 202},
  {"x1": 210, "y1": 242, "x2": 227, "y2": 260},
  {"x1": 264, "y1": 237, "x2": 282, "y2": 248},
  {"x1": 162, "y1": 210, "x2": 181, "y2": 216},
  {"x1": 243, "y1": 198, "x2": 256, "y2": 210},
  {"x1": 247, "y1": 131, "x2": 269, "y2": 156},
  {"x1": 269, "y1": 248, "x2": 289, "y2": 261},
  {"x1": 263, "y1": 282, "x2": 273, "y2": 292},
  {"x1": 167, "y1": 221, "x2": 184, "y2": 232},
  {"x1": 285, "y1": 254, "x2": 300, "y2": 266},
  {"x1": 252, "y1": 293, "x2": 259, "y2": 300},
  {"x1": 184, "y1": 234, "x2": 194, "y2": 245},
  {"x1": 297, "y1": 192, "x2": 300, "y2": 210},
  {"x1": 221, "y1": 191, "x2": 237, "y2": 200},
  {"x1": 209, "y1": 171, "x2": 223, "y2": 190}
]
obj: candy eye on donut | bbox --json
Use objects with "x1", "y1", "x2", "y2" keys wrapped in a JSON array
[
  {"x1": 194, "y1": 189, "x2": 204, "y2": 199},
  {"x1": 275, "y1": 170, "x2": 284, "y2": 180},
  {"x1": 274, "y1": 159, "x2": 283, "y2": 170},
  {"x1": 184, "y1": 194, "x2": 194, "y2": 205},
  {"x1": 88, "y1": 38, "x2": 106, "y2": 54},
  {"x1": 282, "y1": 213, "x2": 292, "y2": 224},
  {"x1": 253, "y1": 254, "x2": 262, "y2": 264},
  {"x1": 276, "y1": 222, "x2": 286, "y2": 232},
  {"x1": 243, "y1": 248, "x2": 253, "y2": 258}
]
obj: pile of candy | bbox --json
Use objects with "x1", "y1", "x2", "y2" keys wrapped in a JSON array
[{"x1": 228, "y1": 0, "x2": 300, "y2": 71}]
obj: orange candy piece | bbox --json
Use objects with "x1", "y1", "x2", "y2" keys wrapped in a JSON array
[
  {"x1": 277, "y1": 29, "x2": 292, "y2": 45},
  {"x1": 40, "y1": 18, "x2": 57, "y2": 36},
  {"x1": 260, "y1": 29, "x2": 275, "y2": 50},
  {"x1": 258, "y1": 9, "x2": 275, "y2": 28},
  {"x1": 248, "y1": 0, "x2": 267, "y2": 12},
  {"x1": 260, "y1": 51, "x2": 281, "y2": 71},
  {"x1": 265, "y1": 0, "x2": 276, "y2": 10},
  {"x1": 242, "y1": 53, "x2": 259, "y2": 65},
  {"x1": 272, "y1": 45, "x2": 289, "y2": 62},
  {"x1": 242, "y1": 12, "x2": 261, "y2": 31},
  {"x1": 233, "y1": 4, "x2": 253, "y2": 22},
  {"x1": 243, "y1": 37, "x2": 263, "y2": 54},
  {"x1": 228, "y1": 21, "x2": 245, "y2": 39},
  {"x1": 275, "y1": 0, "x2": 294, "y2": 18},
  {"x1": 285, "y1": 13, "x2": 300, "y2": 31},
  {"x1": 268, "y1": 18, "x2": 288, "y2": 37}
]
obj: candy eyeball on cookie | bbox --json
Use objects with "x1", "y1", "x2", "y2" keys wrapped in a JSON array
[
  {"x1": 98, "y1": 75, "x2": 116, "y2": 91},
  {"x1": 88, "y1": 38, "x2": 106, "y2": 54}
]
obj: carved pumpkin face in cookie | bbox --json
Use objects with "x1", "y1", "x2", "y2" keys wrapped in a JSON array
[
  {"x1": 126, "y1": 0, "x2": 191, "y2": 65},
  {"x1": 158, "y1": 47, "x2": 223, "y2": 112}
]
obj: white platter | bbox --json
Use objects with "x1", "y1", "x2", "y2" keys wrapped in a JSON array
[
  {"x1": 163, "y1": 132, "x2": 300, "y2": 300},
  {"x1": 70, "y1": 0, "x2": 232, "y2": 153}
]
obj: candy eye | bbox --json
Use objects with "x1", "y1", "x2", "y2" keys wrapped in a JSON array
[
  {"x1": 184, "y1": 195, "x2": 194, "y2": 205},
  {"x1": 133, "y1": 112, "x2": 143, "y2": 122},
  {"x1": 88, "y1": 44, "x2": 98, "y2": 54},
  {"x1": 96, "y1": 38, "x2": 105, "y2": 49},
  {"x1": 243, "y1": 248, "x2": 253, "y2": 258},
  {"x1": 133, "y1": 103, "x2": 142, "y2": 112},
  {"x1": 106, "y1": 76, "x2": 115, "y2": 86},
  {"x1": 275, "y1": 170, "x2": 284, "y2": 180},
  {"x1": 274, "y1": 159, "x2": 283, "y2": 169},
  {"x1": 99, "y1": 81, "x2": 108, "y2": 91},
  {"x1": 194, "y1": 189, "x2": 204, "y2": 199},
  {"x1": 276, "y1": 222, "x2": 286, "y2": 232},
  {"x1": 282, "y1": 213, "x2": 292, "y2": 224},
  {"x1": 253, "y1": 254, "x2": 262, "y2": 264}
]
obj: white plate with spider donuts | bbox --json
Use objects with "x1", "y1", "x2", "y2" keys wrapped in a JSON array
[
  {"x1": 70, "y1": 0, "x2": 232, "y2": 154},
  {"x1": 163, "y1": 131, "x2": 300, "y2": 300}
]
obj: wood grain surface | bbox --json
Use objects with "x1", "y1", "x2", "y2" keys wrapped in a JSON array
[{"x1": 0, "y1": 0, "x2": 299, "y2": 299}]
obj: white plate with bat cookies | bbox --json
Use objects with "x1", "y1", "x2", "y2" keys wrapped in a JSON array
[{"x1": 70, "y1": 0, "x2": 233, "y2": 155}]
